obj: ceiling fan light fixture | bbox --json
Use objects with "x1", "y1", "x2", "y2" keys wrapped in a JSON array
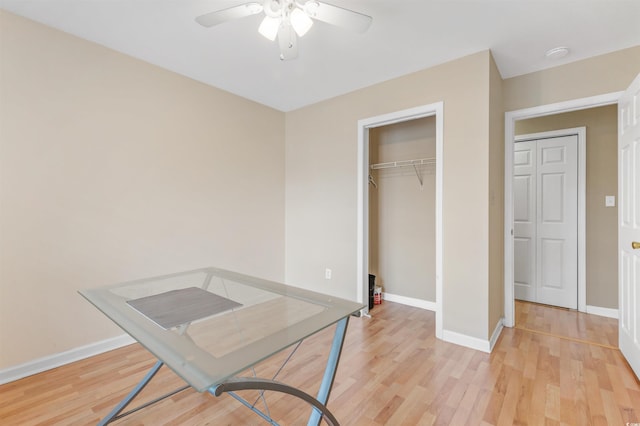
[
  {"x1": 245, "y1": 2, "x2": 264, "y2": 14},
  {"x1": 290, "y1": 8, "x2": 313, "y2": 37},
  {"x1": 258, "y1": 15, "x2": 281, "y2": 41},
  {"x1": 195, "y1": 0, "x2": 373, "y2": 60},
  {"x1": 303, "y1": 1, "x2": 320, "y2": 16}
]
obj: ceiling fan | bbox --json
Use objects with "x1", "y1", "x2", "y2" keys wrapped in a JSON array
[{"x1": 195, "y1": 0, "x2": 372, "y2": 60}]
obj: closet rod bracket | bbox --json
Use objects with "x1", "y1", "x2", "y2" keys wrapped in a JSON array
[{"x1": 412, "y1": 164, "x2": 424, "y2": 188}]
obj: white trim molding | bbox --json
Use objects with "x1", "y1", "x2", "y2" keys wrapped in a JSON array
[
  {"x1": 489, "y1": 318, "x2": 504, "y2": 351},
  {"x1": 586, "y1": 305, "x2": 619, "y2": 319},
  {"x1": 382, "y1": 292, "x2": 437, "y2": 312},
  {"x1": 442, "y1": 330, "x2": 492, "y2": 353},
  {"x1": 383, "y1": 293, "x2": 505, "y2": 353},
  {"x1": 0, "y1": 334, "x2": 134, "y2": 385},
  {"x1": 503, "y1": 91, "x2": 623, "y2": 328},
  {"x1": 441, "y1": 318, "x2": 503, "y2": 354},
  {"x1": 357, "y1": 101, "x2": 444, "y2": 339}
]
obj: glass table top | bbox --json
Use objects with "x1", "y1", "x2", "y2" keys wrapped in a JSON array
[{"x1": 79, "y1": 267, "x2": 364, "y2": 392}]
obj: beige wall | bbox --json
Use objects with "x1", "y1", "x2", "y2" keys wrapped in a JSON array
[
  {"x1": 4, "y1": 9, "x2": 635, "y2": 370},
  {"x1": 369, "y1": 117, "x2": 436, "y2": 301},
  {"x1": 488, "y1": 55, "x2": 505, "y2": 336},
  {"x1": 503, "y1": 46, "x2": 640, "y2": 112},
  {"x1": 285, "y1": 51, "x2": 497, "y2": 341},
  {"x1": 0, "y1": 11, "x2": 286, "y2": 369},
  {"x1": 505, "y1": 45, "x2": 640, "y2": 315},
  {"x1": 515, "y1": 105, "x2": 618, "y2": 309}
]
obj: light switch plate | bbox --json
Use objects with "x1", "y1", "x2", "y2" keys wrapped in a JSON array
[{"x1": 605, "y1": 195, "x2": 616, "y2": 207}]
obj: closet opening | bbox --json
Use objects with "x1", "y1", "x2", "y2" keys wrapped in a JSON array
[
  {"x1": 368, "y1": 117, "x2": 437, "y2": 311},
  {"x1": 357, "y1": 102, "x2": 443, "y2": 338}
]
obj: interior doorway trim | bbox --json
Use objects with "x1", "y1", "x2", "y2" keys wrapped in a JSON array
[
  {"x1": 504, "y1": 92, "x2": 623, "y2": 327},
  {"x1": 357, "y1": 102, "x2": 444, "y2": 339}
]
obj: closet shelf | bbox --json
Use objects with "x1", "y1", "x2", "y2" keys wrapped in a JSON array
[
  {"x1": 370, "y1": 157, "x2": 435, "y2": 188},
  {"x1": 369, "y1": 157, "x2": 435, "y2": 170}
]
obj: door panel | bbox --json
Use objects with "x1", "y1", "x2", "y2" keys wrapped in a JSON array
[
  {"x1": 536, "y1": 136, "x2": 578, "y2": 309},
  {"x1": 514, "y1": 141, "x2": 536, "y2": 301},
  {"x1": 619, "y1": 72, "x2": 640, "y2": 379},
  {"x1": 540, "y1": 238, "x2": 563, "y2": 288},
  {"x1": 541, "y1": 173, "x2": 565, "y2": 222},
  {"x1": 514, "y1": 135, "x2": 578, "y2": 309},
  {"x1": 514, "y1": 238, "x2": 533, "y2": 287},
  {"x1": 541, "y1": 144, "x2": 566, "y2": 163},
  {"x1": 514, "y1": 175, "x2": 533, "y2": 221}
]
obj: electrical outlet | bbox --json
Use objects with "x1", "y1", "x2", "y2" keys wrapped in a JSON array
[{"x1": 325, "y1": 268, "x2": 332, "y2": 279}]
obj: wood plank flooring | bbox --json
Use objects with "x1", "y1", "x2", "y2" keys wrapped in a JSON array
[
  {"x1": 515, "y1": 300, "x2": 618, "y2": 348},
  {"x1": 1, "y1": 301, "x2": 638, "y2": 425}
]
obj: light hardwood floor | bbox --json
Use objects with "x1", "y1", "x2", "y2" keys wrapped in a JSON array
[
  {"x1": 1, "y1": 301, "x2": 639, "y2": 425},
  {"x1": 515, "y1": 300, "x2": 619, "y2": 349}
]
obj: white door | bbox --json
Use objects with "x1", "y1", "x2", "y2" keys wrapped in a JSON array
[
  {"x1": 619, "y1": 72, "x2": 640, "y2": 379},
  {"x1": 514, "y1": 141, "x2": 537, "y2": 302},
  {"x1": 514, "y1": 135, "x2": 578, "y2": 309}
]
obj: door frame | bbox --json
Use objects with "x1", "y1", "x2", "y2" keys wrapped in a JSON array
[
  {"x1": 357, "y1": 102, "x2": 444, "y2": 338},
  {"x1": 514, "y1": 127, "x2": 585, "y2": 309},
  {"x1": 503, "y1": 92, "x2": 623, "y2": 327}
]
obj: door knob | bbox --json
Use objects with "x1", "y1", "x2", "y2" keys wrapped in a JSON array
[{"x1": 633, "y1": 241, "x2": 640, "y2": 250}]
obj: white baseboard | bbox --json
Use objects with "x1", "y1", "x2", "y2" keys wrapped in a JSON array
[
  {"x1": 0, "y1": 298, "x2": 509, "y2": 385},
  {"x1": 586, "y1": 305, "x2": 618, "y2": 319},
  {"x1": 0, "y1": 334, "x2": 135, "y2": 385},
  {"x1": 381, "y1": 292, "x2": 437, "y2": 312},
  {"x1": 442, "y1": 329, "x2": 491, "y2": 353},
  {"x1": 441, "y1": 320, "x2": 503, "y2": 354},
  {"x1": 489, "y1": 318, "x2": 504, "y2": 351},
  {"x1": 382, "y1": 293, "x2": 503, "y2": 353}
]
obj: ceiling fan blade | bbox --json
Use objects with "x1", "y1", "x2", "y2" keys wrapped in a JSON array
[
  {"x1": 195, "y1": 2, "x2": 263, "y2": 28},
  {"x1": 277, "y1": 24, "x2": 298, "y2": 61},
  {"x1": 304, "y1": 1, "x2": 372, "y2": 33}
]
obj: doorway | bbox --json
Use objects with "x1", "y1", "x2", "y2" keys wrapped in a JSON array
[
  {"x1": 513, "y1": 129, "x2": 584, "y2": 309},
  {"x1": 368, "y1": 117, "x2": 436, "y2": 310},
  {"x1": 504, "y1": 93, "x2": 622, "y2": 327},
  {"x1": 357, "y1": 102, "x2": 443, "y2": 338}
]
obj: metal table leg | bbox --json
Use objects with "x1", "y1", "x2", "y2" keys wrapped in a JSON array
[
  {"x1": 307, "y1": 317, "x2": 349, "y2": 426},
  {"x1": 211, "y1": 377, "x2": 339, "y2": 426},
  {"x1": 212, "y1": 317, "x2": 350, "y2": 426},
  {"x1": 97, "y1": 360, "x2": 189, "y2": 425}
]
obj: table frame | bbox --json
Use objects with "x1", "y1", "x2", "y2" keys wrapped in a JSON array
[
  {"x1": 97, "y1": 313, "x2": 350, "y2": 426},
  {"x1": 82, "y1": 267, "x2": 362, "y2": 425}
]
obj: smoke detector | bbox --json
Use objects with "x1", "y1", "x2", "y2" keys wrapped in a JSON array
[{"x1": 545, "y1": 46, "x2": 570, "y2": 59}]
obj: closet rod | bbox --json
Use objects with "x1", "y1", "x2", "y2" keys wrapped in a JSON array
[{"x1": 369, "y1": 157, "x2": 435, "y2": 170}]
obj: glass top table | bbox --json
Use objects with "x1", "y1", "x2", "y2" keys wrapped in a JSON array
[{"x1": 80, "y1": 267, "x2": 364, "y2": 425}]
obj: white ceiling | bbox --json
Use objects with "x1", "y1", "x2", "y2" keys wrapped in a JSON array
[{"x1": 2, "y1": 0, "x2": 639, "y2": 111}]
